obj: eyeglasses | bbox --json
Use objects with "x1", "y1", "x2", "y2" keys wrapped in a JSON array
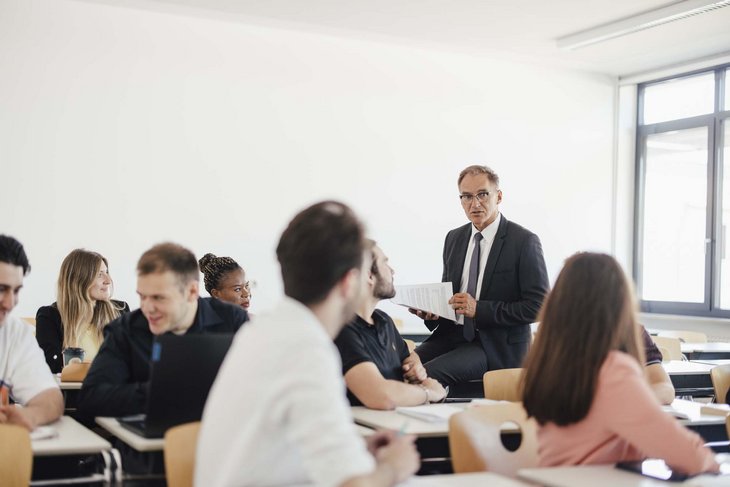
[{"x1": 459, "y1": 191, "x2": 491, "y2": 204}]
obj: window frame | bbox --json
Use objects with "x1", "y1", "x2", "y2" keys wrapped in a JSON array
[{"x1": 634, "y1": 63, "x2": 730, "y2": 318}]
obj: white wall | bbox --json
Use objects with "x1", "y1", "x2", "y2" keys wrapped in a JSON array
[{"x1": 1, "y1": 0, "x2": 616, "y2": 331}]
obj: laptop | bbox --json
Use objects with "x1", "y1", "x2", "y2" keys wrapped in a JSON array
[{"x1": 117, "y1": 333, "x2": 234, "y2": 438}]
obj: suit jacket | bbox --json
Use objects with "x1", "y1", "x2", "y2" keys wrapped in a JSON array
[
  {"x1": 425, "y1": 215, "x2": 549, "y2": 370},
  {"x1": 36, "y1": 300, "x2": 131, "y2": 374}
]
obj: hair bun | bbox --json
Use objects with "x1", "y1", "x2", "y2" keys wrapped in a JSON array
[{"x1": 198, "y1": 253, "x2": 218, "y2": 270}]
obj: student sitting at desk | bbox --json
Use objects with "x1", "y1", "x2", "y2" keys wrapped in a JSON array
[
  {"x1": 198, "y1": 253, "x2": 251, "y2": 311},
  {"x1": 521, "y1": 252, "x2": 718, "y2": 476},
  {"x1": 640, "y1": 326, "x2": 675, "y2": 405},
  {"x1": 77, "y1": 242, "x2": 248, "y2": 419},
  {"x1": 36, "y1": 249, "x2": 130, "y2": 373},
  {"x1": 197, "y1": 202, "x2": 419, "y2": 487},
  {"x1": 0, "y1": 235, "x2": 63, "y2": 430},
  {"x1": 335, "y1": 240, "x2": 446, "y2": 408}
]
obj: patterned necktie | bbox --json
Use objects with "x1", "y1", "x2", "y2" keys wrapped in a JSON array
[{"x1": 464, "y1": 232, "x2": 483, "y2": 341}]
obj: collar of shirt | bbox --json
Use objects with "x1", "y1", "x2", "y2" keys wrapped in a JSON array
[
  {"x1": 188, "y1": 297, "x2": 224, "y2": 332},
  {"x1": 460, "y1": 213, "x2": 502, "y2": 297},
  {"x1": 471, "y1": 212, "x2": 501, "y2": 245}
]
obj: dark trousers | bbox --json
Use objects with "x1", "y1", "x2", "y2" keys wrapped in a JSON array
[{"x1": 415, "y1": 328, "x2": 488, "y2": 387}]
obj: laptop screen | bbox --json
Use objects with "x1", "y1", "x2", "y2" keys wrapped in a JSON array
[{"x1": 142, "y1": 333, "x2": 234, "y2": 436}]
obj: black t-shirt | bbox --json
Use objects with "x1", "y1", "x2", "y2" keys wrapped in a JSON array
[{"x1": 334, "y1": 309, "x2": 410, "y2": 406}]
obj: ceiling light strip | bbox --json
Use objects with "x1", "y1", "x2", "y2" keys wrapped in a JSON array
[{"x1": 557, "y1": 0, "x2": 730, "y2": 51}]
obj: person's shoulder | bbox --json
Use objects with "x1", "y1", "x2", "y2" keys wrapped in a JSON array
[
  {"x1": 36, "y1": 303, "x2": 60, "y2": 318},
  {"x1": 446, "y1": 222, "x2": 472, "y2": 238},
  {"x1": 111, "y1": 300, "x2": 131, "y2": 312},
  {"x1": 502, "y1": 216, "x2": 538, "y2": 239},
  {"x1": 335, "y1": 318, "x2": 363, "y2": 344},
  {"x1": 601, "y1": 350, "x2": 643, "y2": 379},
  {"x1": 373, "y1": 309, "x2": 397, "y2": 328},
  {"x1": 3, "y1": 314, "x2": 31, "y2": 334},
  {"x1": 204, "y1": 297, "x2": 248, "y2": 329},
  {"x1": 106, "y1": 308, "x2": 144, "y2": 335}
]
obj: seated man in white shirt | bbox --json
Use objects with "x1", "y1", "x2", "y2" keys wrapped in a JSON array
[
  {"x1": 196, "y1": 201, "x2": 420, "y2": 487},
  {"x1": 0, "y1": 235, "x2": 63, "y2": 430}
]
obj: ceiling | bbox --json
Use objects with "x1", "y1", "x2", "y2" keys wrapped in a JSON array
[{"x1": 85, "y1": 0, "x2": 730, "y2": 77}]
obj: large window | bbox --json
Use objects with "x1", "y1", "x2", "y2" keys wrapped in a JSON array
[{"x1": 635, "y1": 65, "x2": 730, "y2": 317}]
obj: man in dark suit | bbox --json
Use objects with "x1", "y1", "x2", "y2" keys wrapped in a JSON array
[{"x1": 409, "y1": 165, "x2": 549, "y2": 387}]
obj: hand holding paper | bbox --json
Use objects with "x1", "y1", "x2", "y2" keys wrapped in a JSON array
[{"x1": 391, "y1": 283, "x2": 461, "y2": 324}]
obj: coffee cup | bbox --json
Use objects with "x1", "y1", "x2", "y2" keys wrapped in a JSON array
[{"x1": 62, "y1": 347, "x2": 85, "y2": 366}]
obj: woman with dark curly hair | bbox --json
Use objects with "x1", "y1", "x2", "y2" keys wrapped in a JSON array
[{"x1": 199, "y1": 253, "x2": 251, "y2": 311}]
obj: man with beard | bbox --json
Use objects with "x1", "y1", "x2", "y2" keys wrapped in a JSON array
[
  {"x1": 335, "y1": 241, "x2": 446, "y2": 409},
  {"x1": 196, "y1": 203, "x2": 419, "y2": 487}
]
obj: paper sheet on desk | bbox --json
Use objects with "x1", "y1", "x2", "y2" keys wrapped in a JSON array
[
  {"x1": 30, "y1": 425, "x2": 58, "y2": 441},
  {"x1": 395, "y1": 404, "x2": 462, "y2": 423},
  {"x1": 391, "y1": 283, "x2": 461, "y2": 324}
]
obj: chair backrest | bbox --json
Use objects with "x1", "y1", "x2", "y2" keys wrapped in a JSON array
[
  {"x1": 726, "y1": 414, "x2": 730, "y2": 440},
  {"x1": 483, "y1": 368, "x2": 523, "y2": 401},
  {"x1": 0, "y1": 424, "x2": 33, "y2": 487},
  {"x1": 164, "y1": 421, "x2": 201, "y2": 487},
  {"x1": 403, "y1": 339, "x2": 416, "y2": 354},
  {"x1": 656, "y1": 330, "x2": 708, "y2": 343},
  {"x1": 651, "y1": 336, "x2": 682, "y2": 361},
  {"x1": 21, "y1": 317, "x2": 36, "y2": 326},
  {"x1": 711, "y1": 364, "x2": 730, "y2": 404},
  {"x1": 60, "y1": 362, "x2": 91, "y2": 382},
  {"x1": 448, "y1": 402, "x2": 537, "y2": 476}
]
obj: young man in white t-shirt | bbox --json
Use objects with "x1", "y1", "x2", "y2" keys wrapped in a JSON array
[{"x1": 0, "y1": 235, "x2": 63, "y2": 430}]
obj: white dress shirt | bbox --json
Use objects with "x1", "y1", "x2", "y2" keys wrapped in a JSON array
[
  {"x1": 195, "y1": 297, "x2": 375, "y2": 487},
  {"x1": 0, "y1": 315, "x2": 59, "y2": 404},
  {"x1": 459, "y1": 212, "x2": 501, "y2": 300}
]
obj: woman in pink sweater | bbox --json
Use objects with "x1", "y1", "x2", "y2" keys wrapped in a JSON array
[{"x1": 521, "y1": 252, "x2": 718, "y2": 476}]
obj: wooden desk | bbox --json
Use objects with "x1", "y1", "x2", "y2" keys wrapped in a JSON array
[
  {"x1": 352, "y1": 405, "x2": 456, "y2": 471},
  {"x1": 54, "y1": 376, "x2": 82, "y2": 414},
  {"x1": 33, "y1": 416, "x2": 111, "y2": 456},
  {"x1": 668, "y1": 399, "x2": 728, "y2": 444},
  {"x1": 351, "y1": 405, "x2": 461, "y2": 438},
  {"x1": 351, "y1": 403, "x2": 522, "y2": 474},
  {"x1": 31, "y1": 416, "x2": 114, "y2": 485},
  {"x1": 662, "y1": 361, "x2": 715, "y2": 396},
  {"x1": 95, "y1": 417, "x2": 164, "y2": 452},
  {"x1": 682, "y1": 342, "x2": 730, "y2": 360}
]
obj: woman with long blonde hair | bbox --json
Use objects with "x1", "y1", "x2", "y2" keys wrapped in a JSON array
[
  {"x1": 36, "y1": 249, "x2": 129, "y2": 373},
  {"x1": 521, "y1": 252, "x2": 718, "y2": 475}
]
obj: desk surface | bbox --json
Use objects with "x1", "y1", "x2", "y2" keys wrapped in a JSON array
[
  {"x1": 95, "y1": 417, "x2": 165, "y2": 452},
  {"x1": 682, "y1": 342, "x2": 730, "y2": 353},
  {"x1": 402, "y1": 472, "x2": 530, "y2": 486},
  {"x1": 518, "y1": 464, "x2": 729, "y2": 487},
  {"x1": 693, "y1": 359, "x2": 730, "y2": 367},
  {"x1": 669, "y1": 399, "x2": 728, "y2": 426},
  {"x1": 352, "y1": 399, "x2": 724, "y2": 438},
  {"x1": 351, "y1": 405, "x2": 463, "y2": 438},
  {"x1": 54, "y1": 375, "x2": 82, "y2": 390},
  {"x1": 32, "y1": 416, "x2": 111, "y2": 456},
  {"x1": 662, "y1": 361, "x2": 715, "y2": 375}
]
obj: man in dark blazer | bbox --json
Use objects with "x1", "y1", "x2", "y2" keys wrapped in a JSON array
[{"x1": 410, "y1": 165, "x2": 549, "y2": 387}]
